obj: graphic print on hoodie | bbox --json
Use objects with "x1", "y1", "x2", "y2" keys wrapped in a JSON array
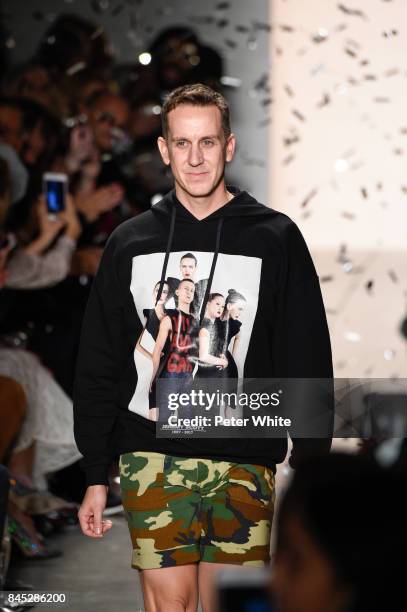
[
  {"x1": 73, "y1": 186, "x2": 334, "y2": 486},
  {"x1": 128, "y1": 250, "x2": 262, "y2": 419}
]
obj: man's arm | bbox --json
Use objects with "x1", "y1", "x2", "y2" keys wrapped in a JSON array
[
  {"x1": 73, "y1": 230, "x2": 125, "y2": 487},
  {"x1": 272, "y1": 220, "x2": 334, "y2": 468}
]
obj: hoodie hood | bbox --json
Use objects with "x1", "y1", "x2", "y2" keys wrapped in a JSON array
[{"x1": 151, "y1": 185, "x2": 276, "y2": 222}]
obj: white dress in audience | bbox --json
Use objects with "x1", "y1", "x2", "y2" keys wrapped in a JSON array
[{"x1": 0, "y1": 348, "x2": 82, "y2": 491}]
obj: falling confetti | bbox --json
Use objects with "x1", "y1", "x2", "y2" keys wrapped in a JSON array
[
  {"x1": 236, "y1": 25, "x2": 250, "y2": 33},
  {"x1": 317, "y1": 92, "x2": 331, "y2": 107},
  {"x1": 283, "y1": 133, "x2": 300, "y2": 147},
  {"x1": 382, "y1": 29, "x2": 398, "y2": 37},
  {"x1": 384, "y1": 68, "x2": 399, "y2": 77},
  {"x1": 279, "y1": 24, "x2": 295, "y2": 33},
  {"x1": 365, "y1": 280, "x2": 374, "y2": 293},
  {"x1": 312, "y1": 28, "x2": 329, "y2": 43},
  {"x1": 292, "y1": 109, "x2": 306, "y2": 122},
  {"x1": 282, "y1": 154, "x2": 295, "y2": 166},
  {"x1": 344, "y1": 331, "x2": 361, "y2": 342},
  {"x1": 300, "y1": 188, "x2": 318, "y2": 208},
  {"x1": 337, "y1": 4, "x2": 367, "y2": 19},
  {"x1": 344, "y1": 47, "x2": 357, "y2": 58}
]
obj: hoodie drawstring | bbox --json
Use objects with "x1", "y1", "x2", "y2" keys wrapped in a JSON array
[
  {"x1": 156, "y1": 207, "x2": 224, "y2": 316},
  {"x1": 198, "y1": 217, "x2": 224, "y2": 325},
  {"x1": 152, "y1": 207, "x2": 224, "y2": 383},
  {"x1": 155, "y1": 204, "x2": 176, "y2": 306}
]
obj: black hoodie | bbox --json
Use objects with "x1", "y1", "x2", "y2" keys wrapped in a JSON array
[{"x1": 73, "y1": 186, "x2": 334, "y2": 486}]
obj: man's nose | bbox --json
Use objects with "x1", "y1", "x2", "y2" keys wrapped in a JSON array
[{"x1": 188, "y1": 143, "x2": 203, "y2": 166}]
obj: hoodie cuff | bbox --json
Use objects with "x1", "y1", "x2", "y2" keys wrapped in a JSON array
[{"x1": 84, "y1": 464, "x2": 110, "y2": 487}]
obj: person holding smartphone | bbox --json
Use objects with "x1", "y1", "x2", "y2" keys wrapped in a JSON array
[{"x1": 4, "y1": 174, "x2": 81, "y2": 289}]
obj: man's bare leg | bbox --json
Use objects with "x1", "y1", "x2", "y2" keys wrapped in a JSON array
[{"x1": 139, "y1": 564, "x2": 199, "y2": 612}]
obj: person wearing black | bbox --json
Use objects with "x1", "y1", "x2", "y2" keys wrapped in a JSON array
[
  {"x1": 74, "y1": 83, "x2": 334, "y2": 611},
  {"x1": 150, "y1": 278, "x2": 197, "y2": 423},
  {"x1": 217, "y1": 288, "x2": 247, "y2": 379},
  {"x1": 135, "y1": 280, "x2": 170, "y2": 421},
  {"x1": 193, "y1": 292, "x2": 228, "y2": 379}
]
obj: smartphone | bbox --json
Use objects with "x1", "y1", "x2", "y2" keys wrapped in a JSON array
[
  {"x1": 43, "y1": 172, "x2": 67, "y2": 216},
  {"x1": 216, "y1": 568, "x2": 276, "y2": 612}
]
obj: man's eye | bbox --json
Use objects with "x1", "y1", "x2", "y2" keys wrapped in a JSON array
[
  {"x1": 202, "y1": 139, "x2": 214, "y2": 146},
  {"x1": 176, "y1": 140, "x2": 187, "y2": 147}
]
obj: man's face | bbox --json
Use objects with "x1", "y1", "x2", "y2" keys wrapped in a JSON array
[
  {"x1": 157, "y1": 104, "x2": 235, "y2": 199},
  {"x1": 180, "y1": 257, "x2": 196, "y2": 279},
  {"x1": 88, "y1": 95, "x2": 129, "y2": 152},
  {"x1": 176, "y1": 279, "x2": 195, "y2": 305},
  {"x1": 0, "y1": 106, "x2": 24, "y2": 153}
]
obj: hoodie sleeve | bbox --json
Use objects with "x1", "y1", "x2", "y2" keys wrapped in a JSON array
[
  {"x1": 273, "y1": 219, "x2": 334, "y2": 468},
  {"x1": 73, "y1": 232, "x2": 125, "y2": 486}
]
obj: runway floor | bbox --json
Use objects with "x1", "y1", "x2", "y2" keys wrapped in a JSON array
[{"x1": 8, "y1": 513, "x2": 145, "y2": 612}]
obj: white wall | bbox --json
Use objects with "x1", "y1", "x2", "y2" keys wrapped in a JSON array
[{"x1": 270, "y1": 0, "x2": 407, "y2": 377}]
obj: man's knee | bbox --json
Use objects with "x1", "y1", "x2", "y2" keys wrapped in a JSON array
[{"x1": 140, "y1": 566, "x2": 198, "y2": 612}]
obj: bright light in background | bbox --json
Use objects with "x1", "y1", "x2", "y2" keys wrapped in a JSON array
[{"x1": 139, "y1": 52, "x2": 152, "y2": 65}]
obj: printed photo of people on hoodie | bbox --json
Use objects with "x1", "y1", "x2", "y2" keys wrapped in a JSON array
[{"x1": 128, "y1": 247, "x2": 261, "y2": 422}]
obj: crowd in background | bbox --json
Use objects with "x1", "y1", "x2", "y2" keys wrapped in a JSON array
[{"x1": 0, "y1": 12, "x2": 224, "y2": 573}]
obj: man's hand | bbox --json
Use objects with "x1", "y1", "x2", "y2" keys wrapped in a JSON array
[{"x1": 78, "y1": 484, "x2": 113, "y2": 538}]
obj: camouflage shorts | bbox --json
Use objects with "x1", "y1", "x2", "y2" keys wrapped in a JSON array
[{"x1": 119, "y1": 450, "x2": 275, "y2": 570}]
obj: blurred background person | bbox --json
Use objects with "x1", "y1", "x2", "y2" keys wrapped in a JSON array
[{"x1": 271, "y1": 452, "x2": 407, "y2": 612}]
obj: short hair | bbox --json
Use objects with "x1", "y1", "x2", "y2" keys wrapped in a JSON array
[
  {"x1": 180, "y1": 252, "x2": 197, "y2": 266},
  {"x1": 161, "y1": 83, "x2": 231, "y2": 141},
  {"x1": 177, "y1": 278, "x2": 195, "y2": 288}
]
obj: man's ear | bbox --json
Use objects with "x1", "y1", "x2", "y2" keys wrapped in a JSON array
[
  {"x1": 225, "y1": 133, "x2": 236, "y2": 163},
  {"x1": 157, "y1": 136, "x2": 170, "y2": 165}
]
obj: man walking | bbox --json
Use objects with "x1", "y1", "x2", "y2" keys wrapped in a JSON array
[{"x1": 74, "y1": 83, "x2": 333, "y2": 612}]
